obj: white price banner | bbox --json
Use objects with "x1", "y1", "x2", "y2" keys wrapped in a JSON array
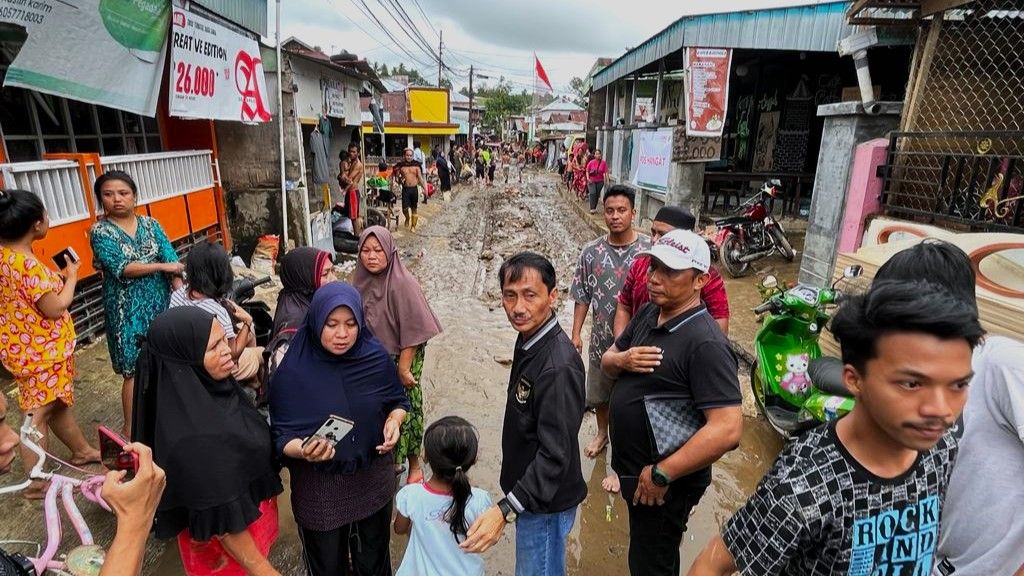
[{"x1": 168, "y1": 7, "x2": 272, "y2": 122}]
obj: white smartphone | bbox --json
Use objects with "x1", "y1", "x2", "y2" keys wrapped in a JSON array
[{"x1": 301, "y1": 414, "x2": 354, "y2": 448}]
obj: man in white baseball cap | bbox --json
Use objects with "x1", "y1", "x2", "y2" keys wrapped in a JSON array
[{"x1": 600, "y1": 228, "x2": 743, "y2": 576}]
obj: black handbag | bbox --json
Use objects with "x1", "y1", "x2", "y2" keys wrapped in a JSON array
[{"x1": 643, "y1": 394, "x2": 705, "y2": 460}]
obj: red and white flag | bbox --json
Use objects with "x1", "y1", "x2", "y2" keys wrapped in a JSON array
[{"x1": 535, "y1": 54, "x2": 553, "y2": 93}]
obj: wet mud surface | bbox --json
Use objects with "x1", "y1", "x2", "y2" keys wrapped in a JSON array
[{"x1": 1, "y1": 170, "x2": 791, "y2": 574}]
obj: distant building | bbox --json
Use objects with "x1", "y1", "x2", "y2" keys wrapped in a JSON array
[{"x1": 360, "y1": 81, "x2": 459, "y2": 163}]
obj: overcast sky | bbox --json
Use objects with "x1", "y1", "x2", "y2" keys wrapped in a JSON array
[{"x1": 277, "y1": 0, "x2": 833, "y2": 95}]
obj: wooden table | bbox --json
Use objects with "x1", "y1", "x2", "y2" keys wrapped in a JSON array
[{"x1": 702, "y1": 171, "x2": 816, "y2": 216}]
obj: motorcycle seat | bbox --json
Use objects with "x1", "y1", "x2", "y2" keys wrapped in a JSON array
[
  {"x1": 809, "y1": 357, "x2": 853, "y2": 398},
  {"x1": 714, "y1": 215, "x2": 752, "y2": 227}
]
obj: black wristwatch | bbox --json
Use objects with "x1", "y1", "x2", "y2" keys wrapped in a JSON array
[
  {"x1": 497, "y1": 498, "x2": 518, "y2": 524},
  {"x1": 651, "y1": 465, "x2": 671, "y2": 487}
]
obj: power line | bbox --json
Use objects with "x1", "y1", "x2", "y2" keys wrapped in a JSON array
[
  {"x1": 324, "y1": 0, "x2": 430, "y2": 68},
  {"x1": 351, "y1": 0, "x2": 435, "y2": 68},
  {"x1": 377, "y1": 0, "x2": 439, "y2": 64},
  {"x1": 411, "y1": 0, "x2": 440, "y2": 40}
]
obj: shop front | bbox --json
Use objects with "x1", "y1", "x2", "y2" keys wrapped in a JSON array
[{"x1": 590, "y1": 1, "x2": 914, "y2": 222}]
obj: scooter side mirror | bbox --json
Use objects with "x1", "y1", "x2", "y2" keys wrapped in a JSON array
[
  {"x1": 761, "y1": 275, "x2": 779, "y2": 289},
  {"x1": 843, "y1": 265, "x2": 863, "y2": 279}
]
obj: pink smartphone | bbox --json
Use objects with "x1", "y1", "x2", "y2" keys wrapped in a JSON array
[{"x1": 98, "y1": 426, "x2": 139, "y2": 480}]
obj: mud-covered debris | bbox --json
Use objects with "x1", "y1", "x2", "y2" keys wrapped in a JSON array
[
  {"x1": 493, "y1": 355, "x2": 513, "y2": 367},
  {"x1": 479, "y1": 250, "x2": 494, "y2": 261}
]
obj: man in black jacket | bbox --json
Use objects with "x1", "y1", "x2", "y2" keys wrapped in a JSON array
[{"x1": 461, "y1": 252, "x2": 587, "y2": 576}]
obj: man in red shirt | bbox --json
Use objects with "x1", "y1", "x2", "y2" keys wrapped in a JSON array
[
  {"x1": 613, "y1": 206, "x2": 729, "y2": 337},
  {"x1": 602, "y1": 206, "x2": 730, "y2": 494}
]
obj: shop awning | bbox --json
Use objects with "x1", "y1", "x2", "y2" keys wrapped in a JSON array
[
  {"x1": 361, "y1": 122, "x2": 459, "y2": 136},
  {"x1": 593, "y1": 2, "x2": 858, "y2": 91},
  {"x1": 848, "y1": 0, "x2": 991, "y2": 24}
]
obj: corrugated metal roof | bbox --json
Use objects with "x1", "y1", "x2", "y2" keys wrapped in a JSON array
[
  {"x1": 193, "y1": 0, "x2": 268, "y2": 37},
  {"x1": 593, "y1": 2, "x2": 855, "y2": 91}
]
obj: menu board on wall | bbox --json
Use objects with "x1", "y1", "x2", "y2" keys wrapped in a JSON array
[
  {"x1": 673, "y1": 126, "x2": 722, "y2": 163},
  {"x1": 685, "y1": 47, "x2": 732, "y2": 137}
]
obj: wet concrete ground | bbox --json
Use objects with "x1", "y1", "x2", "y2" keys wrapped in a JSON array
[{"x1": 1, "y1": 169, "x2": 799, "y2": 574}]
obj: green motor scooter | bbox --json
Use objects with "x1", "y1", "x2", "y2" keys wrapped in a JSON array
[{"x1": 750, "y1": 265, "x2": 862, "y2": 435}]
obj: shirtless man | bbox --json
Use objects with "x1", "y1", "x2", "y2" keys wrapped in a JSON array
[
  {"x1": 391, "y1": 147, "x2": 426, "y2": 231},
  {"x1": 339, "y1": 144, "x2": 365, "y2": 232}
]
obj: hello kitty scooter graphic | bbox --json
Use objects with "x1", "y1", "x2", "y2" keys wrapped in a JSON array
[{"x1": 749, "y1": 265, "x2": 863, "y2": 436}]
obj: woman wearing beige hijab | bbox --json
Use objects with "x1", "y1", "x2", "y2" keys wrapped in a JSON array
[{"x1": 353, "y1": 226, "x2": 442, "y2": 483}]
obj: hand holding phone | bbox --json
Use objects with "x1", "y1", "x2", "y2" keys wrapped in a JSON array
[
  {"x1": 52, "y1": 247, "x2": 80, "y2": 272},
  {"x1": 98, "y1": 426, "x2": 140, "y2": 480},
  {"x1": 301, "y1": 415, "x2": 353, "y2": 449}
]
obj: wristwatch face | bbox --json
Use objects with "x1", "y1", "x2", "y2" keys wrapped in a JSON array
[
  {"x1": 652, "y1": 468, "x2": 670, "y2": 487},
  {"x1": 505, "y1": 509, "x2": 518, "y2": 523}
]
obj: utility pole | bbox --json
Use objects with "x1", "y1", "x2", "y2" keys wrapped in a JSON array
[
  {"x1": 437, "y1": 30, "x2": 443, "y2": 87},
  {"x1": 468, "y1": 64, "x2": 474, "y2": 145}
]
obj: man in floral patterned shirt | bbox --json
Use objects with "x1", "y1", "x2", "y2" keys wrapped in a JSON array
[{"x1": 571, "y1": 185, "x2": 650, "y2": 459}]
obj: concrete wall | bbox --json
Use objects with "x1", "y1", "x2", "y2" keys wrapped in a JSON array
[
  {"x1": 798, "y1": 102, "x2": 902, "y2": 286},
  {"x1": 290, "y1": 57, "x2": 361, "y2": 125}
]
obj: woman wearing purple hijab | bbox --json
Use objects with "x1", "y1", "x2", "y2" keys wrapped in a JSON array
[{"x1": 353, "y1": 226, "x2": 442, "y2": 484}]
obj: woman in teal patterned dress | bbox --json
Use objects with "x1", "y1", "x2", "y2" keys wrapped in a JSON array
[
  {"x1": 353, "y1": 226, "x2": 442, "y2": 484},
  {"x1": 89, "y1": 171, "x2": 183, "y2": 436}
]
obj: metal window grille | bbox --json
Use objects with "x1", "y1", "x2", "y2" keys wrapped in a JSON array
[{"x1": 881, "y1": 1, "x2": 1024, "y2": 231}]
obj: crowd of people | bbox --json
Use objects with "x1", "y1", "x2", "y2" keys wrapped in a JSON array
[{"x1": 0, "y1": 164, "x2": 1020, "y2": 576}]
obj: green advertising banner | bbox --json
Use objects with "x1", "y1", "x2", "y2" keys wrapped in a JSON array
[{"x1": 2, "y1": 0, "x2": 169, "y2": 116}]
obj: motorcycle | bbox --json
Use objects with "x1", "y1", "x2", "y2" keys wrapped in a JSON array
[
  {"x1": 226, "y1": 275, "x2": 274, "y2": 347},
  {"x1": 750, "y1": 265, "x2": 863, "y2": 436},
  {"x1": 714, "y1": 179, "x2": 797, "y2": 277}
]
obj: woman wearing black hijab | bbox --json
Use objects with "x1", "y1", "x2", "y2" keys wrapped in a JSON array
[
  {"x1": 269, "y1": 282, "x2": 409, "y2": 576},
  {"x1": 133, "y1": 307, "x2": 283, "y2": 576},
  {"x1": 266, "y1": 247, "x2": 334, "y2": 378}
]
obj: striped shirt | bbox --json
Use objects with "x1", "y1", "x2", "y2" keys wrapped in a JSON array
[{"x1": 169, "y1": 286, "x2": 236, "y2": 338}]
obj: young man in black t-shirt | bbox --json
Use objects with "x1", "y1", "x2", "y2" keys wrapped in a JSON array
[
  {"x1": 603, "y1": 229, "x2": 743, "y2": 576},
  {"x1": 688, "y1": 280, "x2": 983, "y2": 576}
]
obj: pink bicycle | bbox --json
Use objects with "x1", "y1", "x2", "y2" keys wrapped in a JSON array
[{"x1": 0, "y1": 415, "x2": 111, "y2": 575}]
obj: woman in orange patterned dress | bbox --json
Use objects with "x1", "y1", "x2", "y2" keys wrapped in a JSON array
[{"x1": 0, "y1": 189, "x2": 99, "y2": 497}]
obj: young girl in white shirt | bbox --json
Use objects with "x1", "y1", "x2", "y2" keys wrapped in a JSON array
[{"x1": 394, "y1": 416, "x2": 491, "y2": 576}]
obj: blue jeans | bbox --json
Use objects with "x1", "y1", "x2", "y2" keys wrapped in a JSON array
[{"x1": 514, "y1": 507, "x2": 577, "y2": 576}]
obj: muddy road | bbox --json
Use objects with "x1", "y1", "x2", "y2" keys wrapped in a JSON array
[
  {"x1": 384, "y1": 171, "x2": 785, "y2": 574},
  {"x1": 0, "y1": 170, "x2": 785, "y2": 575}
]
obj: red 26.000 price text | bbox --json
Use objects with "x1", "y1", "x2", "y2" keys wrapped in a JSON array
[{"x1": 175, "y1": 62, "x2": 216, "y2": 97}]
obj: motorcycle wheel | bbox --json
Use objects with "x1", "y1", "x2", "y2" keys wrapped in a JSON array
[
  {"x1": 719, "y1": 233, "x2": 750, "y2": 277},
  {"x1": 769, "y1": 225, "x2": 796, "y2": 261},
  {"x1": 365, "y1": 208, "x2": 388, "y2": 229},
  {"x1": 750, "y1": 360, "x2": 767, "y2": 417}
]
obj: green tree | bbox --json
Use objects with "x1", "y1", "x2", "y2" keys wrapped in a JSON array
[
  {"x1": 477, "y1": 82, "x2": 530, "y2": 133},
  {"x1": 569, "y1": 76, "x2": 589, "y2": 109}
]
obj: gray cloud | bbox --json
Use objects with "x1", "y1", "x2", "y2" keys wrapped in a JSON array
[{"x1": 416, "y1": 0, "x2": 632, "y2": 54}]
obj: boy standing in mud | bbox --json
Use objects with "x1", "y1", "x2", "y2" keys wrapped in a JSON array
[
  {"x1": 391, "y1": 147, "x2": 425, "y2": 231},
  {"x1": 689, "y1": 280, "x2": 982, "y2": 576}
]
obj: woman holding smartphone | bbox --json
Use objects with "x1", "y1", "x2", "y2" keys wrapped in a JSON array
[
  {"x1": 90, "y1": 170, "x2": 183, "y2": 437},
  {"x1": 133, "y1": 306, "x2": 283, "y2": 576},
  {"x1": 269, "y1": 282, "x2": 409, "y2": 576},
  {"x1": 0, "y1": 189, "x2": 99, "y2": 498}
]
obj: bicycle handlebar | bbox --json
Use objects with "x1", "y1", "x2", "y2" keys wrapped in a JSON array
[
  {"x1": 753, "y1": 300, "x2": 776, "y2": 315},
  {"x1": 0, "y1": 418, "x2": 48, "y2": 495}
]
